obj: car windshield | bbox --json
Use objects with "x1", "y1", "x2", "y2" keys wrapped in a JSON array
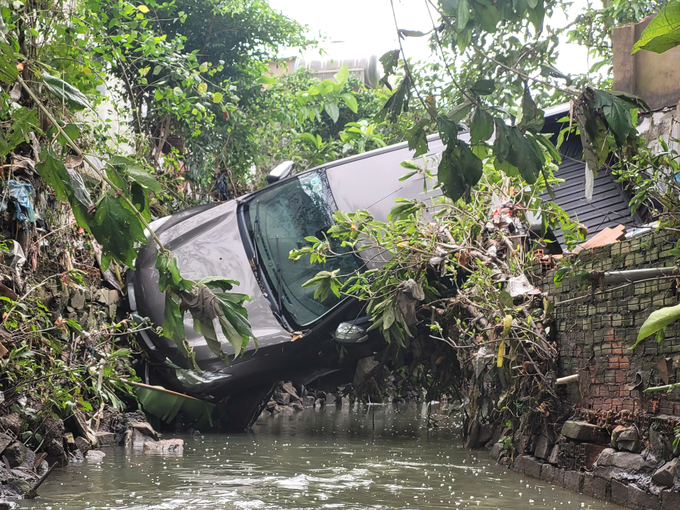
[{"x1": 245, "y1": 170, "x2": 361, "y2": 326}]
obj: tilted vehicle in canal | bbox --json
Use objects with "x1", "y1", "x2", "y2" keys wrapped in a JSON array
[{"x1": 127, "y1": 135, "x2": 445, "y2": 430}]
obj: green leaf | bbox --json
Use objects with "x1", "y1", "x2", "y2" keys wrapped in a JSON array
[
  {"x1": 498, "y1": 291, "x2": 513, "y2": 310},
  {"x1": 632, "y1": 0, "x2": 680, "y2": 54},
  {"x1": 492, "y1": 118, "x2": 511, "y2": 162},
  {"x1": 447, "y1": 100, "x2": 474, "y2": 123},
  {"x1": 0, "y1": 40, "x2": 18, "y2": 84},
  {"x1": 324, "y1": 102, "x2": 340, "y2": 123},
  {"x1": 334, "y1": 64, "x2": 350, "y2": 85},
  {"x1": 37, "y1": 154, "x2": 73, "y2": 203},
  {"x1": 437, "y1": 115, "x2": 459, "y2": 145},
  {"x1": 528, "y1": 0, "x2": 545, "y2": 32},
  {"x1": 341, "y1": 94, "x2": 358, "y2": 113},
  {"x1": 505, "y1": 128, "x2": 543, "y2": 184},
  {"x1": 198, "y1": 276, "x2": 238, "y2": 292},
  {"x1": 109, "y1": 156, "x2": 162, "y2": 193},
  {"x1": 470, "y1": 78, "x2": 495, "y2": 96},
  {"x1": 473, "y1": 0, "x2": 501, "y2": 33},
  {"x1": 458, "y1": 0, "x2": 470, "y2": 31},
  {"x1": 470, "y1": 106, "x2": 494, "y2": 142},
  {"x1": 519, "y1": 87, "x2": 544, "y2": 133},
  {"x1": 197, "y1": 82, "x2": 207, "y2": 95},
  {"x1": 438, "y1": 140, "x2": 483, "y2": 202},
  {"x1": 138, "y1": 5, "x2": 150, "y2": 13},
  {"x1": 41, "y1": 72, "x2": 91, "y2": 110},
  {"x1": 212, "y1": 92, "x2": 223, "y2": 103},
  {"x1": 156, "y1": 252, "x2": 194, "y2": 293},
  {"x1": 161, "y1": 293, "x2": 192, "y2": 361},
  {"x1": 632, "y1": 303, "x2": 680, "y2": 349},
  {"x1": 89, "y1": 194, "x2": 148, "y2": 269},
  {"x1": 399, "y1": 29, "x2": 426, "y2": 37},
  {"x1": 592, "y1": 89, "x2": 636, "y2": 143}
]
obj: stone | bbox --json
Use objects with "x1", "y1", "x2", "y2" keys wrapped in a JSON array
[
  {"x1": 0, "y1": 414, "x2": 22, "y2": 436},
  {"x1": 650, "y1": 424, "x2": 673, "y2": 461},
  {"x1": 274, "y1": 391, "x2": 290, "y2": 405},
  {"x1": 75, "y1": 436, "x2": 91, "y2": 455},
  {"x1": 524, "y1": 456, "x2": 543, "y2": 479},
  {"x1": 548, "y1": 444, "x2": 560, "y2": 465},
  {"x1": 130, "y1": 429, "x2": 155, "y2": 448},
  {"x1": 6, "y1": 477, "x2": 31, "y2": 496},
  {"x1": 611, "y1": 479, "x2": 629, "y2": 507},
  {"x1": 490, "y1": 442, "x2": 504, "y2": 461},
  {"x1": 618, "y1": 439, "x2": 643, "y2": 453},
  {"x1": 3, "y1": 441, "x2": 27, "y2": 468},
  {"x1": 70, "y1": 287, "x2": 86, "y2": 310},
  {"x1": 129, "y1": 421, "x2": 158, "y2": 440},
  {"x1": 661, "y1": 489, "x2": 680, "y2": 510},
  {"x1": 563, "y1": 470, "x2": 583, "y2": 493},
  {"x1": 583, "y1": 473, "x2": 610, "y2": 500},
  {"x1": 534, "y1": 435, "x2": 552, "y2": 460},
  {"x1": 512, "y1": 455, "x2": 526, "y2": 474},
  {"x1": 86, "y1": 449, "x2": 106, "y2": 461},
  {"x1": 611, "y1": 425, "x2": 627, "y2": 447},
  {"x1": 583, "y1": 444, "x2": 607, "y2": 469},
  {"x1": 303, "y1": 396, "x2": 315, "y2": 408},
  {"x1": 652, "y1": 458, "x2": 678, "y2": 488},
  {"x1": 95, "y1": 431, "x2": 116, "y2": 447},
  {"x1": 290, "y1": 401, "x2": 304, "y2": 411},
  {"x1": 143, "y1": 439, "x2": 184, "y2": 454},
  {"x1": 353, "y1": 356, "x2": 379, "y2": 387},
  {"x1": 552, "y1": 468, "x2": 565, "y2": 487},
  {"x1": 0, "y1": 433, "x2": 13, "y2": 455},
  {"x1": 0, "y1": 499, "x2": 11, "y2": 510},
  {"x1": 628, "y1": 484, "x2": 660, "y2": 510},
  {"x1": 540, "y1": 463, "x2": 555, "y2": 483},
  {"x1": 595, "y1": 448, "x2": 656, "y2": 472},
  {"x1": 45, "y1": 438, "x2": 68, "y2": 467},
  {"x1": 325, "y1": 393, "x2": 337, "y2": 406},
  {"x1": 281, "y1": 382, "x2": 300, "y2": 401},
  {"x1": 561, "y1": 421, "x2": 608, "y2": 444},
  {"x1": 477, "y1": 424, "x2": 493, "y2": 446}
]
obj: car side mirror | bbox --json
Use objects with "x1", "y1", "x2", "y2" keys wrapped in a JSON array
[
  {"x1": 266, "y1": 161, "x2": 294, "y2": 184},
  {"x1": 333, "y1": 318, "x2": 369, "y2": 344}
]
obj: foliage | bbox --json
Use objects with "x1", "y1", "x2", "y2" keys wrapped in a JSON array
[
  {"x1": 633, "y1": 302, "x2": 680, "y2": 348},
  {"x1": 375, "y1": 0, "x2": 650, "y2": 206},
  {"x1": 562, "y1": 0, "x2": 664, "y2": 85},
  {"x1": 245, "y1": 67, "x2": 398, "y2": 183},
  {"x1": 633, "y1": 0, "x2": 680, "y2": 54},
  {"x1": 0, "y1": 0, "x2": 256, "y2": 373},
  {"x1": 291, "y1": 156, "x2": 577, "y2": 413}
]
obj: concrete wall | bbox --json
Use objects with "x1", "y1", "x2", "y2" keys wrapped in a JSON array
[
  {"x1": 539, "y1": 229, "x2": 680, "y2": 416},
  {"x1": 612, "y1": 17, "x2": 680, "y2": 111}
]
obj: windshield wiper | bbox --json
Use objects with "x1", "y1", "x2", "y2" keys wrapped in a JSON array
[
  {"x1": 275, "y1": 235, "x2": 283, "y2": 311},
  {"x1": 251, "y1": 199, "x2": 261, "y2": 265}
]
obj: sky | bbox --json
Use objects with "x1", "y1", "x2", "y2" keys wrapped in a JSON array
[{"x1": 269, "y1": 0, "x2": 592, "y2": 76}]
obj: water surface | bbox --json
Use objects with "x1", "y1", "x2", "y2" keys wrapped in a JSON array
[{"x1": 23, "y1": 404, "x2": 621, "y2": 510}]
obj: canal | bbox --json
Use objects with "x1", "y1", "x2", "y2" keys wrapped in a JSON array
[{"x1": 22, "y1": 403, "x2": 620, "y2": 509}]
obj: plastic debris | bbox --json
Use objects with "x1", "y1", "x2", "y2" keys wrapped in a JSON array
[{"x1": 1, "y1": 180, "x2": 37, "y2": 230}]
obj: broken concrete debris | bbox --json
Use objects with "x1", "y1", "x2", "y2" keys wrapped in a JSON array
[
  {"x1": 490, "y1": 415, "x2": 680, "y2": 510},
  {"x1": 0, "y1": 406, "x2": 186, "y2": 501},
  {"x1": 261, "y1": 381, "x2": 350, "y2": 416}
]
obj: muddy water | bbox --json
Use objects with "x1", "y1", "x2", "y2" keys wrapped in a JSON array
[{"x1": 23, "y1": 404, "x2": 620, "y2": 510}]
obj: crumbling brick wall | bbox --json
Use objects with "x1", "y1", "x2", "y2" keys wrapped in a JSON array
[{"x1": 539, "y1": 229, "x2": 680, "y2": 416}]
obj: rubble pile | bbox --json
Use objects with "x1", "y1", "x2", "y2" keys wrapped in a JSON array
[{"x1": 490, "y1": 412, "x2": 680, "y2": 509}]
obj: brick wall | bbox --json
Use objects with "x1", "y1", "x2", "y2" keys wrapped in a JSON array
[{"x1": 538, "y1": 229, "x2": 680, "y2": 416}]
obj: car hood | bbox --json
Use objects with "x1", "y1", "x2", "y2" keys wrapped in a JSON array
[{"x1": 130, "y1": 200, "x2": 291, "y2": 369}]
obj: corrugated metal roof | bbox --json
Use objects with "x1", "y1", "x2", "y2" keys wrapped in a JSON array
[{"x1": 539, "y1": 137, "x2": 641, "y2": 246}]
